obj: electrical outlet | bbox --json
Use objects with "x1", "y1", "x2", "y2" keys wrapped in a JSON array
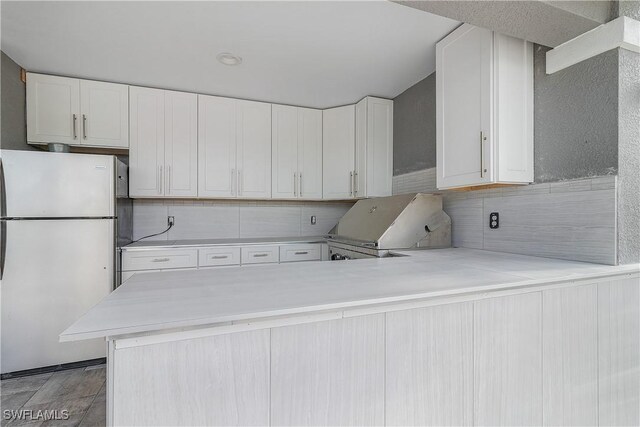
[
  {"x1": 310, "y1": 215, "x2": 317, "y2": 225},
  {"x1": 168, "y1": 216, "x2": 175, "y2": 226},
  {"x1": 489, "y1": 212, "x2": 499, "y2": 229}
]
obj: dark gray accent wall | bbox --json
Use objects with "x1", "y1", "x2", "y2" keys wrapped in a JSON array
[
  {"x1": 392, "y1": 73, "x2": 436, "y2": 175},
  {"x1": 616, "y1": 48, "x2": 640, "y2": 264},
  {"x1": 533, "y1": 44, "x2": 619, "y2": 182},
  {"x1": 1, "y1": 51, "x2": 31, "y2": 151}
]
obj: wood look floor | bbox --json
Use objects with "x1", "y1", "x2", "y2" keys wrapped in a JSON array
[{"x1": 0, "y1": 365, "x2": 106, "y2": 427}]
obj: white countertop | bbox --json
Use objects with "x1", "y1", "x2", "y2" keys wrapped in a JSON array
[
  {"x1": 61, "y1": 248, "x2": 639, "y2": 342},
  {"x1": 122, "y1": 236, "x2": 329, "y2": 250}
]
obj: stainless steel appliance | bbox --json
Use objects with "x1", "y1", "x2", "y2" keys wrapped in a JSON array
[
  {"x1": 0, "y1": 150, "x2": 131, "y2": 375},
  {"x1": 327, "y1": 193, "x2": 451, "y2": 260}
]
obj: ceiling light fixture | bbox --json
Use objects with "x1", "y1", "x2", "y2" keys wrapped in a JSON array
[{"x1": 216, "y1": 53, "x2": 242, "y2": 66}]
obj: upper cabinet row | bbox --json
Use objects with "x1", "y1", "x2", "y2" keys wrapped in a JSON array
[
  {"x1": 27, "y1": 73, "x2": 129, "y2": 148},
  {"x1": 436, "y1": 24, "x2": 533, "y2": 189},
  {"x1": 25, "y1": 73, "x2": 393, "y2": 200}
]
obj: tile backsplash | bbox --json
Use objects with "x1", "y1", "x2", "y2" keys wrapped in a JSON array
[
  {"x1": 133, "y1": 200, "x2": 354, "y2": 241},
  {"x1": 393, "y1": 170, "x2": 617, "y2": 265}
]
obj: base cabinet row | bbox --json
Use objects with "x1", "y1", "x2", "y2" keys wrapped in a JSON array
[
  {"x1": 110, "y1": 277, "x2": 640, "y2": 426},
  {"x1": 120, "y1": 243, "x2": 326, "y2": 282}
]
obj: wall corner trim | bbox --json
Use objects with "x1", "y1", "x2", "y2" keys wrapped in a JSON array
[{"x1": 546, "y1": 16, "x2": 640, "y2": 74}]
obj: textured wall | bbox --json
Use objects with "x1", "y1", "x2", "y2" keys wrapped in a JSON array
[
  {"x1": 617, "y1": 48, "x2": 640, "y2": 264},
  {"x1": 392, "y1": 73, "x2": 436, "y2": 175},
  {"x1": 1, "y1": 51, "x2": 31, "y2": 151},
  {"x1": 534, "y1": 45, "x2": 619, "y2": 182}
]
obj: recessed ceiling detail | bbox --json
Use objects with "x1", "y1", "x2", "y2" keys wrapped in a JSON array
[{"x1": 1, "y1": 1, "x2": 459, "y2": 109}]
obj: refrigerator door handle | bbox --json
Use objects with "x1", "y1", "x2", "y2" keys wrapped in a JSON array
[
  {"x1": 0, "y1": 220, "x2": 5, "y2": 280},
  {"x1": 0, "y1": 158, "x2": 6, "y2": 278},
  {"x1": 0, "y1": 157, "x2": 6, "y2": 218}
]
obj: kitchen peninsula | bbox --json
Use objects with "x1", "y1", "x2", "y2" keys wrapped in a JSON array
[{"x1": 61, "y1": 248, "x2": 640, "y2": 427}]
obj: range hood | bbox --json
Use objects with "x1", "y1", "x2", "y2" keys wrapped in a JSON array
[{"x1": 333, "y1": 193, "x2": 451, "y2": 250}]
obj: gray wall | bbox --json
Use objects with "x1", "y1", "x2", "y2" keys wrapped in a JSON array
[
  {"x1": 533, "y1": 45, "x2": 619, "y2": 182},
  {"x1": 393, "y1": 73, "x2": 436, "y2": 175},
  {"x1": 1, "y1": 51, "x2": 31, "y2": 151},
  {"x1": 617, "y1": 48, "x2": 640, "y2": 264}
]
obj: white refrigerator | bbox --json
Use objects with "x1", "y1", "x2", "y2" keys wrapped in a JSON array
[{"x1": 0, "y1": 150, "x2": 131, "y2": 375}]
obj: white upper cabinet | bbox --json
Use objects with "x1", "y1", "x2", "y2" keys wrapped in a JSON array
[
  {"x1": 355, "y1": 97, "x2": 393, "y2": 198},
  {"x1": 236, "y1": 100, "x2": 272, "y2": 199},
  {"x1": 27, "y1": 73, "x2": 129, "y2": 148},
  {"x1": 129, "y1": 86, "x2": 164, "y2": 197},
  {"x1": 298, "y1": 107, "x2": 323, "y2": 199},
  {"x1": 436, "y1": 24, "x2": 533, "y2": 190},
  {"x1": 272, "y1": 105, "x2": 299, "y2": 199},
  {"x1": 272, "y1": 105, "x2": 322, "y2": 199},
  {"x1": 198, "y1": 95, "x2": 237, "y2": 198},
  {"x1": 129, "y1": 87, "x2": 197, "y2": 198},
  {"x1": 79, "y1": 80, "x2": 129, "y2": 148},
  {"x1": 27, "y1": 73, "x2": 80, "y2": 144},
  {"x1": 322, "y1": 105, "x2": 356, "y2": 199},
  {"x1": 198, "y1": 96, "x2": 271, "y2": 199},
  {"x1": 164, "y1": 91, "x2": 198, "y2": 197}
]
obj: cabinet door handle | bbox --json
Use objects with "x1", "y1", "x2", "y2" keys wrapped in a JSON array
[
  {"x1": 299, "y1": 173, "x2": 303, "y2": 197},
  {"x1": 349, "y1": 171, "x2": 353, "y2": 197},
  {"x1": 231, "y1": 169, "x2": 235, "y2": 196},
  {"x1": 82, "y1": 114, "x2": 87, "y2": 139},
  {"x1": 151, "y1": 258, "x2": 170, "y2": 263},
  {"x1": 72, "y1": 114, "x2": 78, "y2": 139},
  {"x1": 294, "y1": 251, "x2": 309, "y2": 255},
  {"x1": 167, "y1": 165, "x2": 171, "y2": 195},
  {"x1": 294, "y1": 172, "x2": 298, "y2": 197},
  {"x1": 157, "y1": 166, "x2": 161, "y2": 195},
  {"x1": 238, "y1": 170, "x2": 242, "y2": 196},
  {"x1": 354, "y1": 171, "x2": 358, "y2": 196},
  {"x1": 159, "y1": 165, "x2": 163, "y2": 194},
  {"x1": 480, "y1": 131, "x2": 487, "y2": 178},
  {"x1": 253, "y1": 253, "x2": 269, "y2": 258},
  {"x1": 211, "y1": 255, "x2": 229, "y2": 259}
]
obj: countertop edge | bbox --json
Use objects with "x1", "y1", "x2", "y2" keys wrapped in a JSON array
[{"x1": 60, "y1": 265, "x2": 640, "y2": 342}]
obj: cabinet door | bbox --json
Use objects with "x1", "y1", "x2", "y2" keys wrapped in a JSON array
[
  {"x1": 355, "y1": 98, "x2": 367, "y2": 198},
  {"x1": 26, "y1": 73, "x2": 80, "y2": 144},
  {"x1": 129, "y1": 86, "x2": 164, "y2": 197},
  {"x1": 271, "y1": 105, "x2": 298, "y2": 199},
  {"x1": 165, "y1": 91, "x2": 197, "y2": 197},
  {"x1": 79, "y1": 80, "x2": 129, "y2": 148},
  {"x1": 298, "y1": 107, "x2": 323, "y2": 199},
  {"x1": 237, "y1": 100, "x2": 272, "y2": 199},
  {"x1": 436, "y1": 24, "x2": 493, "y2": 189},
  {"x1": 364, "y1": 97, "x2": 393, "y2": 198},
  {"x1": 322, "y1": 105, "x2": 355, "y2": 199},
  {"x1": 474, "y1": 292, "x2": 542, "y2": 426},
  {"x1": 198, "y1": 95, "x2": 237, "y2": 198}
]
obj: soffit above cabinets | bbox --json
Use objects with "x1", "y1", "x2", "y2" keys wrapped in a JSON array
[{"x1": 1, "y1": 1, "x2": 459, "y2": 109}]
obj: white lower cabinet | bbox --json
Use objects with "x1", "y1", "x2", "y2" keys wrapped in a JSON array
[
  {"x1": 474, "y1": 292, "x2": 542, "y2": 426},
  {"x1": 121, "y1": 248, "x2": 198, "y2": 272},
  {"x1": 241, "y1": 245, "x2": 279, "y2": 265},
  {"x1": 279, "y1": 243, "x2": 321, "y2": 263},
  {"x1": 386, "y1": 302, "x2": 473, "y2": 426},
  {"x1": 198, "y1": 246, "x2": 241, "y2": 267},
  {"x1": 270, "y1": 314, "x2": 385, "y2": 426},
  {"x1": 121, "y1": 242, "x2": 324, "y2": 279},
  {"x1": 543, "y1": 285, "x2": 598, "y2": 426}
]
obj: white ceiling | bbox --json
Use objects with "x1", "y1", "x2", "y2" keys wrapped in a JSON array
[{"x1": 1, "y1": 1, "x2": 459, "y2": 109}]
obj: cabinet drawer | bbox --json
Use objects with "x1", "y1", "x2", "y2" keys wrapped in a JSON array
[
  {"x1": 199, "y1": 247, "x2": 241, "y2": 267},
  {"x1": 122, "y1": 249, "x2": 198, "y2": 271},
  {"x1": 280, "y1": 244, "x2": 322, "y2": 263},
  {"x1": 241, "y1": 246, "x2": 279, "y2": 265}
]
